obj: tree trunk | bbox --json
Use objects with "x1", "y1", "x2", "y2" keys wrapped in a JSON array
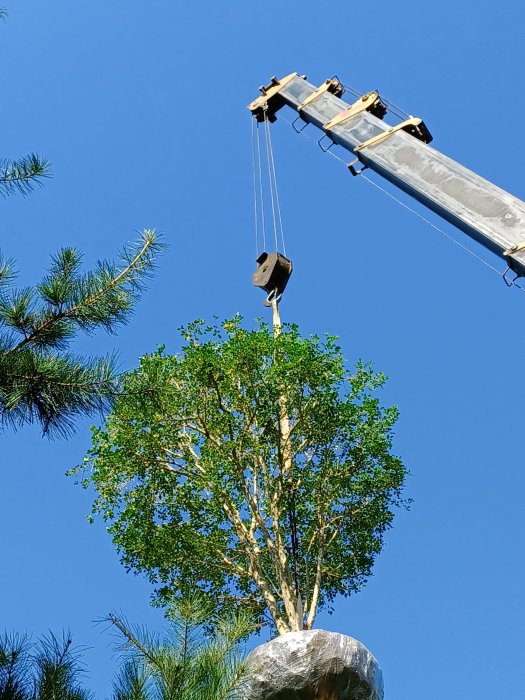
[{"x1": 272, "y1": 298, "x2": 303, "y2": 632}]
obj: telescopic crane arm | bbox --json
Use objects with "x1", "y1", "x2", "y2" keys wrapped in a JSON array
[{"x1": 248, "y1": 73, "x2": 525, "y2": 279}]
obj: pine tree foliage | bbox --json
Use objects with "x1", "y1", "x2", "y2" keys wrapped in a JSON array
[
  {"x1": 0, "y1": 230, "x2": 162, "y2": 436},
  {"x1": 106, "y1": 596, "x2": 253, "y2": 700},
  {"x1": 79, "y1": 317, "x2": 408, "y2": 633},
  {"x1": 0, "y1": 632, "x2": 92, "y2": 700},
  {"x1": 0, "y1": 603, "x2": 252, "y2": 700},
  {"x1": 0, "y1": 154, "x2": 50, "y2": 198}
]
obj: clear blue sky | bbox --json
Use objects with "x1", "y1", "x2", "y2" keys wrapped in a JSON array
[{"x1": 2, "y1": 1, "x2": 524, "y2": 698}]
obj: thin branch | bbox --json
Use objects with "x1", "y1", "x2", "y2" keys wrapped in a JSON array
[
  {"x1": 104, "y1": 614, "x2": 160, "y2": 667},
  {"x1": 0, "y1": 154, "x2": 50, "y2": 197},
  {"x1": 9, "y1": 374, "x2": 115, "y2": 389},
  {"x1": 8, "y1": 233, "x2": 156, "y2": 353},
  {"x1": 215, "y1": 549, "x2": 249, "y2": 578},
  {"x1": 324, "y1": 498, "x2": 373, "y2": 531},
  {"x1": 305, "y1": 537, "x2": 324, "y2": 629}
]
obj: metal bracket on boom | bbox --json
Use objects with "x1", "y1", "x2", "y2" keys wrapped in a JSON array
[
  {"x1": 503, "y1": 242, "x2": 525, "y2": 278},
  {"x1": 298, "y1": 77, "x2": 344, "y2": 110},
  {"x1": 247, "y1": 73, "x2": 299, "y2": 122},
  {"x1": 355, "y1": 117, "x2": 433, "y2": 152},
  {"x1": 347, "y1": 157, "x2": 368, "y2": 176},
  {"x1": 323, "y1": 91, "x2": 387, "y2": 131},
  {"x1": 503, "y1": 242, "x2": 525, "y2": 258}
]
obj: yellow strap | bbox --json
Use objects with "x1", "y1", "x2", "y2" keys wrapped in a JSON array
[
  {"x1": 354, "y1": 117, "x2": 422, "y2": 152},
  {"x1": 323, "y1": 92, "x2": 380, "y2": 131},
  {"x1": 503, "y1": 242, "x2": 525, "y2": 257},
  {"x1": 298, "y1": 78, "x2": 341, "y2": 110}
]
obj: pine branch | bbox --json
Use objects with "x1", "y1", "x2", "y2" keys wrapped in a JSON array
[
  {"x1": 104, "y1": 602, "x2": 253, "y2": 700},
  {"x1": 111, "y1": 660, "x2": 148, "y2": 700},
  {"x1": 103, "y1": 614, "x2": 161, "y2": 668},
  {"x1": 0, "y1": 252, "x2": 17, "y2": 289},
  {"x1": 6, "y1": 230, "x2": 162, "y2": 353},
  {"x1": 0, "y1": 154, "x2": 50, "y2": 197},
  {"x1": 0, "y1": 350, "x2": 118, "y2": 437},
  {"x1": 0, "y1": 632, "x2": 32, "y2": 700},
  {"x1": 33, "y1": 632, "x2": 91, "y2": 700},
  {"x1": 0, "y1": 230, "x2": 163, "y2": 436}
]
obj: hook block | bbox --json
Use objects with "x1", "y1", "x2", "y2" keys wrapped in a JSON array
[{"x1": 253, "y1": 252, "x2": 293, "y2": 295}]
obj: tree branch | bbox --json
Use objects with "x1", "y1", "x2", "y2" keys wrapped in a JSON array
[
  {"x1": 305, "y1": 536, "x2": 324, "y2": 629},
  {"x1": 8, "y1": 232, "x2": 157, "y2": 352}
]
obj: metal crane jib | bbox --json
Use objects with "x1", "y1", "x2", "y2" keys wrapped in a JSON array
[{"x1": 248, "y1": 73, "x2": 525, "y2": 280}]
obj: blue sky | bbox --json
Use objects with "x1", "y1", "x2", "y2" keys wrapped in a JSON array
[{"x1": 2, "y1": 1, "x2": 525, "y2": 698}]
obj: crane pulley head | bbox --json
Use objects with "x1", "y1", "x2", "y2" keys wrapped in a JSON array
[
  {"x1": 253, "y1": 252, "x2": 293, "y2": 300},
  {"x1": 248, "y1": 73, "x2": 344, "y2": 123},
  {"x1": 248, "y1": 73, "x2": 300, "y2": 122}
]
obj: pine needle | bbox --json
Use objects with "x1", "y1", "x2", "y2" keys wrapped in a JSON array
[
  {"x1": 0, "y1": 154, "x2": 51, "y2": 197},
  {"x1": 0, "y1": 231, "x2": 164, "y2": 436}
]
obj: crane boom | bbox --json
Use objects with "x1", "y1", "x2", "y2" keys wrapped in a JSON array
[{"x1": 248, "y1": 73, "x2": 525, "y2": 279}]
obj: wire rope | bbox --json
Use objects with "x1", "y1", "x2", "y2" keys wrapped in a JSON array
[
  {"x1": 357, "y1": 170, "x2": 505, "y2": 278},
  {"x1": 256, "y1": 121, "x2": 267, "y2": 252},
  {"x1": 263, "y1": 112, "x2": 280, "y2": 252},
  {"x1": 340, "y1": 82, "x2": 361, "y2": 99},
  {"x1": 251, "y1": 118, "x2": 261, "y2": 257},
  {"x1": 264, "y1": 111, "x2": 287, "y2": 257},
  {"x1": 341, "y1": 82, "x2": 409, "y2": 121},
  {"x1": 252, "y1": 109, "x2": 288, "y2": 258}
]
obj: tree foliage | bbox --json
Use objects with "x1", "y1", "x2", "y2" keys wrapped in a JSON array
[
  {"x1": 79, "y1": 317, "x2": 408, "y2": 633},
  {"x1": 0, "y1": 10, "x2": 162, "y2": 437},
  {"x1": 0, "y1": 154, "x2": 50, "y2": 198},
  {"x1": 0, "y1": 230, "x2": 162, "y2": 436},
  {"x1": 0, "y1": 599, "x2": 251, "y2": 700},
  {"x1": 106, "y1": 596, "x2": 253, "y2": 700},
  {"x1": 0, "y1": 631, "x2": 91, "y2": 700}
]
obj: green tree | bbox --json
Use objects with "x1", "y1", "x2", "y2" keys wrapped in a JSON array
[
  {"x1": 78, "y1": 317, "x2": 408, "y2": 634},
  {"x1": 0, "y1": 631, "x2": 91, "y2": 700},
  {"x1": 107, "y1": 597, "x2": 253, "y2": 700},
  {"x1": 0, "y1": 600, "x2": 252, "y2": 700},
  {"x1": 0, "y1": 230, "x2": 162, "y2": 436},
  {"x1": 0, "y1": 9, "x2": 162, "y2": 438}
]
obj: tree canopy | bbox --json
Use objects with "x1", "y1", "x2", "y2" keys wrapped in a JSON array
[{"x1": 79, "y1": 317, "x2": 407, "y2": 633}]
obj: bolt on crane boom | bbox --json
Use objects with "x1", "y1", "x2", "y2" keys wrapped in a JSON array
[{"x1": 248, "y1": 73, "x2": 525, "y2": 280}]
